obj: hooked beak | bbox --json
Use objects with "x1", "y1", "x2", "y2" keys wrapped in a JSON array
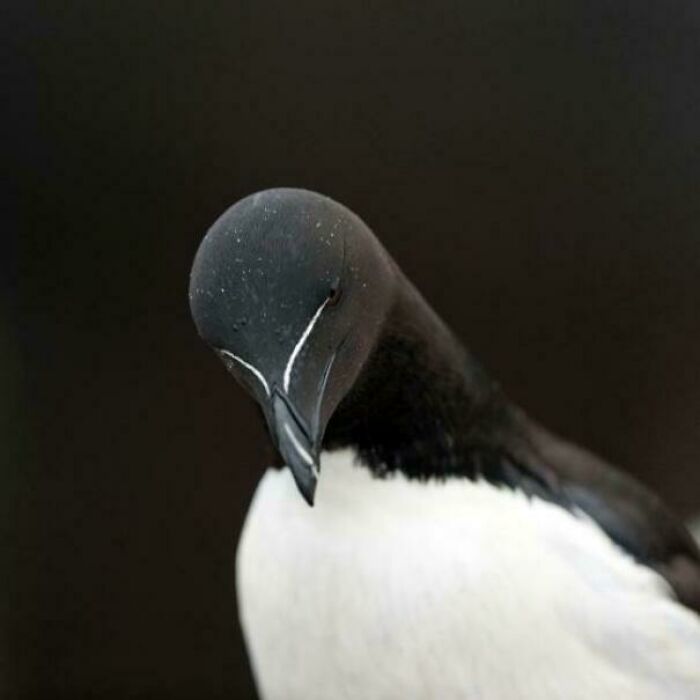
[
  {"x1": 269, "y1": 390, "x2": 321, "y2": 506},
  {"x1": 221, "y1": 341, "x2": 343, "y2": 506}
]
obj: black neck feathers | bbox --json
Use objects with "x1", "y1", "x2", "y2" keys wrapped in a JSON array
[{"x1": 324, "y1": 273, "x2": 519, "y2": 483}]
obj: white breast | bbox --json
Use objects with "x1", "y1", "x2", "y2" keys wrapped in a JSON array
[{"x1": 237, "y1": 450, "x2": 700, "y2": 700}]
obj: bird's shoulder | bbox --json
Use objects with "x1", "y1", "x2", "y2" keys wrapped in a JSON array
[{"x1": 495, "y1": 407, "x2": 700, "y2": 614}]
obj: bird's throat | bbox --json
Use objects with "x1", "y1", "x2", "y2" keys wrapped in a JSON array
[{"x1": 324, "y1": 276, "x2": 512, "y2": 480}]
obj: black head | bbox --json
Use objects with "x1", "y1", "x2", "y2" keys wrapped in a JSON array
[{"x1": 189, "y1": 188, "x2": 396, "y2": 503}]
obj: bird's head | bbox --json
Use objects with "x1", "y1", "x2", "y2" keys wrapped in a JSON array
[{"x1": 189, "y1": 188, "x2": 397, "y2": 504}]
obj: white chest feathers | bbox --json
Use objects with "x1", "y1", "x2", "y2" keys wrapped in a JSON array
[{"x1": 237, "y1": 451, "x2": 700, "y2": 700}]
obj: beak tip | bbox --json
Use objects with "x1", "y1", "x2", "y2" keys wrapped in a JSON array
[
  {"x1": 292, "y1": 467, "x2": 318, "y2": 507},
  {"x1": 271, "y1": 392, "x2": 321, "y2": 507},
  {"x1": 301, "y1": 488, "x2": 316, "y2": 508}
]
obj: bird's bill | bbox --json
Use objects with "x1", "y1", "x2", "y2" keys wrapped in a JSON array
[{"x1": 269, "y1": 391, "x2": 320, "y2": 506}]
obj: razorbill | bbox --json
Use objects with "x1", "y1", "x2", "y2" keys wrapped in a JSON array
[{"x1": 189, "y1": 188, "x2": 700, "y2": 700}]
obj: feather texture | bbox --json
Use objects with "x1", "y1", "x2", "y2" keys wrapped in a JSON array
[{"x1": 238, "y1": 451, "x2": 700, "y2": 700}]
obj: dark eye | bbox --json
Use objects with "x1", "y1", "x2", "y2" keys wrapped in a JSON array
[{"x1": 328, "y1": 283, "x2": 342, "y2": 306}]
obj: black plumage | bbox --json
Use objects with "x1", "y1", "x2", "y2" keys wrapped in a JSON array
[
  {"x1": 191, "y1": 187, "x2": 700, "y2": 614},
  {"x1": 321, "y1": 257, "x2": 700, "y2": 612}
]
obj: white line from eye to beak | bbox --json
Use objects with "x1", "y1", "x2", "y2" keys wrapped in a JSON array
[
  {"x1": 219, "y1": 349, "x2": 271, "y2": 397},
  {"x1": 283, "y1": 297, "x2": 330, "y2": 393},
  {"x1": 283, "y1": 422, "x2": 318, "y2": 476}
]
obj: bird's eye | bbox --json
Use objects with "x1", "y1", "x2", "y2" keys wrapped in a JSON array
[{"x1": 328, "y1": 283, "x2": 342, "y2": 306}]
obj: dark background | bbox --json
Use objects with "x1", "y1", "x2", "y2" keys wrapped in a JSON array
[{"x1": 4, "y1": 1, "x2": 700, "y2": 698}]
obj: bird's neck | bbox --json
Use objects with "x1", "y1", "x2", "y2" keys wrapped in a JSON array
[{"x1": 325, "y1": 276, "x2": 516, "y2": 480}]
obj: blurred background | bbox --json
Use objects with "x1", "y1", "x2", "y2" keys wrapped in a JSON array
[{"x1": 4, "y1": 1, "x2": 700, "y2": 697}]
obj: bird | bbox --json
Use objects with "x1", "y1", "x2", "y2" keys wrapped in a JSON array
[{"x1": 189, "y1": 188, "x2": 700, "y2": 700}]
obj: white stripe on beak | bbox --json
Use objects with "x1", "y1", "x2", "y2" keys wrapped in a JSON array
[{"x1": 283, "y1": 422, "x2": 318, "y2": 476}]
